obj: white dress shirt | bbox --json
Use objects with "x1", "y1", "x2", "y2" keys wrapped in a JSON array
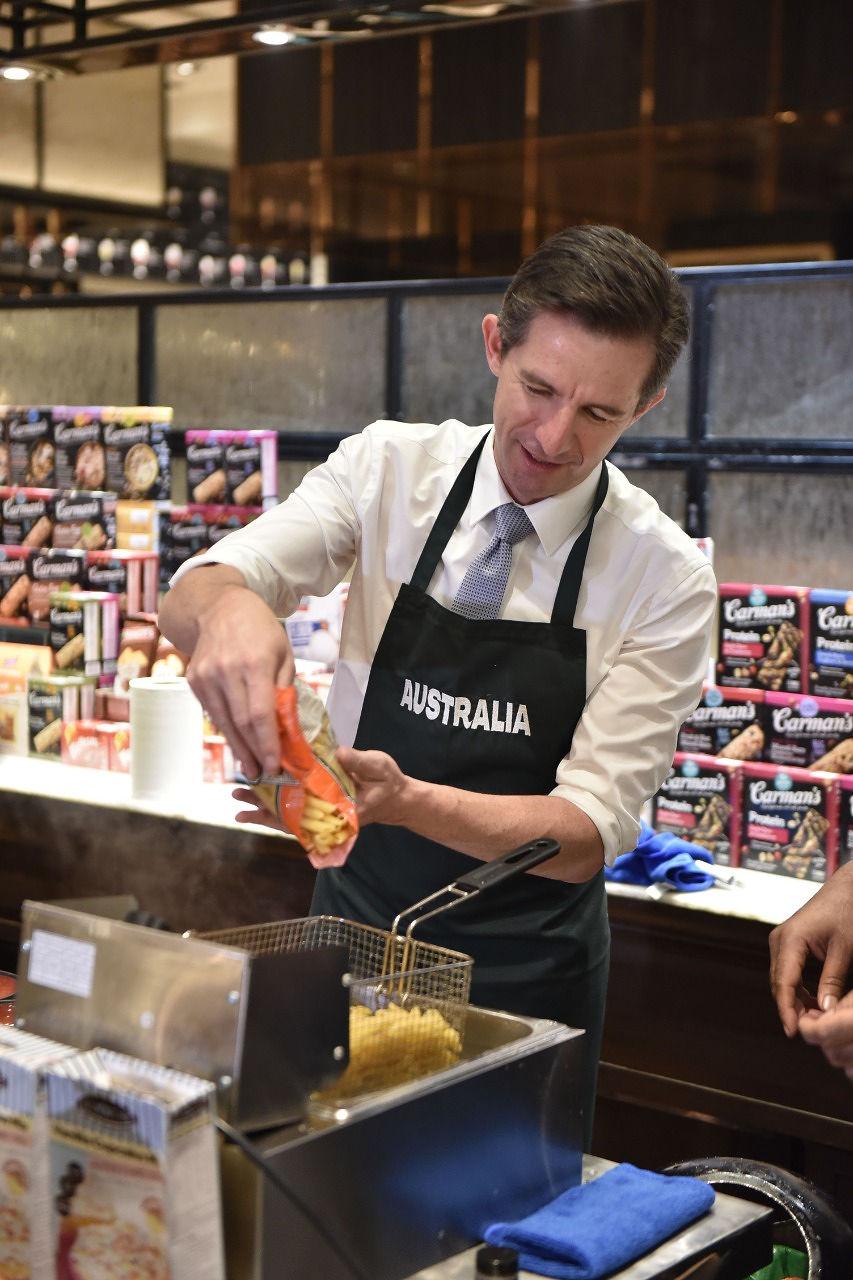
[{"x1": 172, "y1": 419, "x2": 718, "y2": 862}]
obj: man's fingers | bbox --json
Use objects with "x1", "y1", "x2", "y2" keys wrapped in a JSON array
[
  {"x1": 769, "y1": 936, "x2": 810, "y2": 1038},
  {"x1": 798, "y1": 1006, "x2": 853, "y2": 1064},
  {"x1": 187, "y1": 669, "x2": 261, "y2": 779},
  {"x1": 336, "y1": 746, "x2": 393, "y2": 779},
  {"x1": 240, "y1": 669, "x2": 283, "y2": 776},
  {"x1": 231, "y1": 788, "x2": 287, "y2": 833},
  {"x1": 816, "y1": 937, "x2": 852, "y2": 1013}
]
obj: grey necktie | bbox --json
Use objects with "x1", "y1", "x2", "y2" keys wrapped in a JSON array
[{"x1": 453, "y1": 502, "x2": 534, "y2": 621}]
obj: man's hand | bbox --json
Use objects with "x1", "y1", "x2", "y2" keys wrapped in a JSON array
[
  {"x1": 232, "y1": 787, "x2": 287, "y2": 832},
  {"x1": 231, "y1": 748, "x2": 412, "y2": 835},
  {"x1": 160, "y1": 564, "x2": 294, "y2": 778},
  {"x1": 335, "y1": 746, "x2": 414, "y2": 826},
  {"x1": 769, "y1": 865, "x2": 853, "y2": 1037},
  {"x1": 798, "y1": 992, "x2": 853, "y2": 1078}
]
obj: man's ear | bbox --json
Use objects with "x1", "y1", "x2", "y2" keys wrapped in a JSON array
[
  {"x1": 630, "y1": 386, "x2": 667, "y2": 427},
  {"x1": 482, "y1": 314, "x2": 502, "y2": 376}
]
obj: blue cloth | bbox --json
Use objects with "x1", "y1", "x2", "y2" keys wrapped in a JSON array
[
  {"x1": 484, "y1": 1163, "x2": 716, "y2": 1280},
  {"x1": 603, "y1": 821, "x2": 715, "y2": 892}
]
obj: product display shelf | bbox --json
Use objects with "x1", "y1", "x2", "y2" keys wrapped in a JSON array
[{"x1": 0, "y1": 753, "x2": 262, "y2": 833}]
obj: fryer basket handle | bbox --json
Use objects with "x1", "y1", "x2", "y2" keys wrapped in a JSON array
[{"x1": 453, "y1": 837, "x2": 560, "y2": 892}]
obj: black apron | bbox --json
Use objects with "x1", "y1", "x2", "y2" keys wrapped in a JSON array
[{"x1": 312, "y1": 434, "x2": 610, "y2": 1144}]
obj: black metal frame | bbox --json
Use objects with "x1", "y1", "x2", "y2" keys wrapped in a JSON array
[{"x1": 1, "y1": 260, "x2": 852, "y2": 537}]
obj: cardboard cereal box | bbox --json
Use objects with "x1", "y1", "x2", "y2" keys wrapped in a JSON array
[
  {"x1": 764, "y1": 692, "x2": 853, "y2": 773},
  {"x1": 717, "y1": 584, "x2": 809, "y2": 693},
  {"x1": 740, "y1": 762, "x2": 839, "y2": 882},
  {"x1": 45, "y1": 1049, "x2": 225, "y2": 1280},
  {"x1": 808, "y1": 589, "x2": 853, "y2": 699},
  {"x1": 652, "y1": 752, "x2": 743, "y2": 866}
]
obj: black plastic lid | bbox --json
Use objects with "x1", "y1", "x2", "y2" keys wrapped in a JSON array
[{"x1": 475, "y1": 1244, "x2": 519, "y2": 1277}]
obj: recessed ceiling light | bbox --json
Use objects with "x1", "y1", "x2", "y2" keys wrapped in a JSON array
[
  {"x1": 1, "y1": 65, "x2": 34, "y2": 81},
  {"x1": 175, "y1": 60, "x2": 198, "y2": 76},
  {"x1": 252, "y1": 24, "x2": 297, "y2": 45}
]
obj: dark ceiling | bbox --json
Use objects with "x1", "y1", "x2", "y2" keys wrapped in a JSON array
[{"x1": 0, "y1": 0, "x2": 617, "y2": 75}]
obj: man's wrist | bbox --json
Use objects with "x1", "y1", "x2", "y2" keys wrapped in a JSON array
[
  {"x1": 396, "y1": 773, "x2": 436, "y2": 829},
  {"x1": 196, "y1": 578, "x2": 251, "y2": 626}
]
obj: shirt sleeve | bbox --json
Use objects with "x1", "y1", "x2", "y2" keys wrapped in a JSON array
[
  {"x1": 168, "y1": 431, "x2": 372, "y2": 615},
  {"x1": 551, "y1": 560, "x2": 718, "y2": 864}
]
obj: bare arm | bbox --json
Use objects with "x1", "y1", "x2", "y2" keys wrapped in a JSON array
[
  {"x1": 159, "y1": 563, "x2": 293, "y2": 777},
  {"x1": 340, "y1": 745, "x2": 603, "y2": 880}
]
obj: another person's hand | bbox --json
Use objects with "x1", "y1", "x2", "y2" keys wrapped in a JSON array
[
  {"x1": 798, "y1": 991, "x2": 853, "y2": 1078},
  {"x1": 769, "y1": 864, "x2": 853, "y2": 1037},
  {"x1": 185, "y1": 585, "x2": 294, "y2": 779}
]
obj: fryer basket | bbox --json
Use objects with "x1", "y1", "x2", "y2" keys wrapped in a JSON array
[
  {"x1": 199, "y1": 838, "x2": 560, "y2": 1105},
  {"x1": 199, "y1": 915, "x2": 473, "y2": 1103}
]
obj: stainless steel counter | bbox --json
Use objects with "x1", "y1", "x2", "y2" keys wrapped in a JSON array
[{"x1": 406, "y1": 1157, "x2": 773, "y2": 1280}]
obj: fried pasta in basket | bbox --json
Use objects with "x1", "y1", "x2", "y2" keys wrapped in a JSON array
[
  {"x1": 313, "y1": 1002, "x2": 463, "y2": 1101},
  {"x1": 252, "y1": 680, "x2": 358, "y2": 868}
]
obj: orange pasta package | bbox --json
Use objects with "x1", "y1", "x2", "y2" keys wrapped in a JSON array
[{"x1": 253, "y1": 678, "x2": 358, "y2": 868}]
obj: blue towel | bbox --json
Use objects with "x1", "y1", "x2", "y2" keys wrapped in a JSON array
[
  {"x1": 484, "y1": 1163, "x2": 716, "y2": 1280},
  {"x1": 603, "y1": 821, "x2": 715, "y2": 892}
]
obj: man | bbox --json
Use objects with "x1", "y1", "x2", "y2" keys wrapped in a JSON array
[
  {"x1": 769, "y1": 861, "x2": 853, "y2": 1078},
  {"x1": 160, "y1": 224, "x2": 717, "y2": 1136}
]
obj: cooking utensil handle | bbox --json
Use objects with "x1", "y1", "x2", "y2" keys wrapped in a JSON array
[{"x1": 453, "y1": 837, "x2": 560, "y2": 892}]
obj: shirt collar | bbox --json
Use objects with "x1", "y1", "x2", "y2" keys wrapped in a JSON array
[{"x1": 469, "y1": 427, "x2": 602, "y2": 557}]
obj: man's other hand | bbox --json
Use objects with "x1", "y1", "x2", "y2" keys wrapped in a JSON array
[{"x1": 335, "y1": 746, "x2": 413, "y2": 828}]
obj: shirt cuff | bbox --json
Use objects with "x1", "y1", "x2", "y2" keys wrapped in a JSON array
[
  {"x1": 549, "y1": 783, "x2": 639, "y2": 867},
  {"x1": 168, "y1": 546, "x2": 299, "y2": 616}
]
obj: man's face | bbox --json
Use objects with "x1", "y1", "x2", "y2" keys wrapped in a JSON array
[{"x1": 483, "y1": 309, "x2": 665, "y2": 505}]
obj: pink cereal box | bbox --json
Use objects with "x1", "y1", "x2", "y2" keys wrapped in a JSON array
[
  {"x1": 717, "y1": 583, "x2": 809, "y2": 694},
  {"x1": 740, "y1": 762, "x2": 838, "y2": 882},
  {"x1": 764, "y1": 692, "x2": 853, "y2": 772},
  {"x1": 652, "y1": 752, "x2": 743, "y2": 867}
]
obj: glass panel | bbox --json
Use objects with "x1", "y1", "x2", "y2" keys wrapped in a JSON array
[
  {"x1": 707, "y1": 277, "x2": 853, "y2": 439},
  {"x1": 0, "y1": 80, "x2": 38, "y2": 187},
  {"x1": 617, "y1": 467, "x2": 687, "y2": 527},
  {"x1": 0, "y1": 307, "x2": 137, "y2": 404},
  {"x1": 630, "y1": 284, "x2": 693, "y2": 439},
  {"x1": 709, "y1": 472, "x2": 850, "y2": 588},
  {"x1": 156, "y1": 299, "x2": 387, "y2": 432},
  {"x1": 276, "y1": 459, "x2": 322, "y2": 501},
  {"x1": 403, "y1": 286, "x2": 691, "y2": 437},
  {"x1": 401, "y1": 292, "x2": 504, "y2": 426}
]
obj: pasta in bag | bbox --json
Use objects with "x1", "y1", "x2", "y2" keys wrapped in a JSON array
[{"x1": 252, "y1": 679, "x2": 358, "y2": 868}]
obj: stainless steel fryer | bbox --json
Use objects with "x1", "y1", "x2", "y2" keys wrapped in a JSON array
[{"x1": 199, "y1": 837, "x2": 561, "y2": 1105}]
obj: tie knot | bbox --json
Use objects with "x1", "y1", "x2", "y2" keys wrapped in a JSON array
[{"x1": 494, "y1": 502, "x2": 533, "y2": 546}]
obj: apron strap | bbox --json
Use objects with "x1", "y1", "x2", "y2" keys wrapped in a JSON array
[
  {"x1": 551, "y1": 462, "x2": 609, "y2": 625},
  {"x1": 409, "y1": 432, "x2": 489, "y2": 593},
  {"x1": 409, "y1": 430, "x2": 608, "y2": 627}
]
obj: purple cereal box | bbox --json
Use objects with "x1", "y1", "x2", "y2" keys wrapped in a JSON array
[{"x1": 808, "y1": 589, "x2": 853, "y2": 699}]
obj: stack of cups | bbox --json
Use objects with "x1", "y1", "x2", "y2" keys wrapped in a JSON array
[{"x1": 129, "y1": 674, "x2": 203, "y2": 802}]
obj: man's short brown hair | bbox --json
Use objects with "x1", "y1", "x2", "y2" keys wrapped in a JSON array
[{"x1": 497, "y1": 224, "x2": 690, "y2": 405}]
